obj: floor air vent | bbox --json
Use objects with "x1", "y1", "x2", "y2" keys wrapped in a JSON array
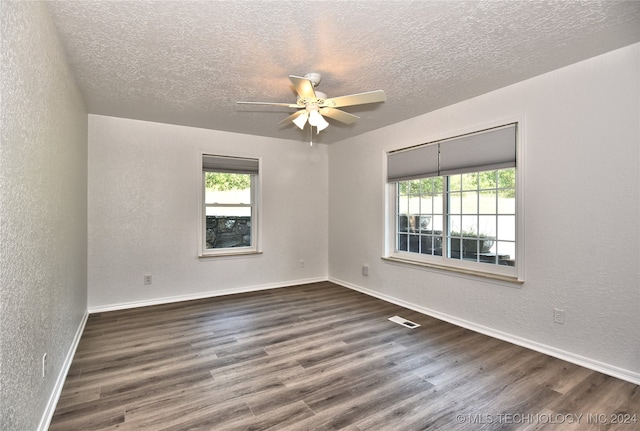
[{"x1": 388, "y1": 315, "x2": 420, "y2": 329}]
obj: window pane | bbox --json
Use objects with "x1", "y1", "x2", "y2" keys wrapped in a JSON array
[
  {"x1": 462, "y1": 172, "x2": 478, "y2": 190},
  {"x1": 498, "y1": 215, "x2": 516, "y2": 241},
  {"x1": 461, "y1": 215, "x2": 477, "y2": 236},
  {"x1": 433, "y1": 235, "x2": 443, "y2": 255},
  {"x1": 206, "y1": 206, "x2": 251, "y2": 217},
  {"x1": 205, "y1": 173, "x2": 251, "y2": 204},
  {"x1": 498, "y1": 168, "x2": 516, "y2": 189},
  {"x1": 420, "y1": 195, "x2": 433, "y2": 214},
  {"x1": 397, "y1": 233, "x2": 408, "y2": 251},
  {"x1": 449, "y1": 174, "x2": 462, "y2": 192},
  {"x1": 206, "y1": 189, "x2": 251, "y2": 205},
  {"x1": 407, "y1": 215, "x2": 420, "y2": 232},
  {"x1": 479, "y1": 215, "x2": 497, "y2": 238},
  {"x1": 419, "y1": 215, "x2": 432, "y2": 231},
  {"x1": 397, "y1": 215, "x2": 409, "y2": 233},
  {"x1": 408, "y1": 196, "x2": 420, "y2": 214},
  {"x1": 398, "y1": 195, "x2": 409, "y2": 214},
  {"x1": 420, "y1": 236, "x2": 433, "y2": 254},
  {"x1": 409, "y1": 234, "x2": 420, "y2": 253},
  {"x1": 420, "y1": 178, "x2": 433, "y2": 194},
  {"x1": 398, "y1": 182, "x2": 409, "y2": 196},
  {"x1": 433, "y1": 193, "x2": 444, "y2": 213},
  {"x1": 480, "y1": 252, "x2": 497, "y2": 264},
  {"x1": 461, "y1": 191, "x2": 478, "y2": 214},
  {"x1": 449, "y1": 237, "x2": 462, "y2": 259},
  {"x1": 449, "y1": 192, "x2": 461, "y2": 214},
  {"x1": 478, "y1": 236, "x2": 495, "y2": 254},
  {"x1": 432, "y1": 215, "x2": 444, "y2": 232},
  {"x1": 479, "y1": 191, "x2": 496, "y2": 214},
  {"x1": 478, "y1": 170, "x2": 497, "y2": 190},
  {"x1": 205, "y1": 210, "x2": 252, "y2": 249},
  {"x1": 497, "y1": 195, "x2": 516, "y2": 214},
  {"x1": 409, "y1": 180, "x2": 421, "y2": 195},
  {"x1": 462, "y1": 240, "x2": 479, "y2": 261},
  {"x1": 449, "y1": 215, "x2": 461, "y2": 235},
  {"x1": 433, "y1": 177, "x2": 444, "y2": 194},
  {"x1": 497, "y1": 241, "x2": 516, "y2": 264},
  {"x1": 484, "y1": 237, "x2": 497, "y2": 255}
]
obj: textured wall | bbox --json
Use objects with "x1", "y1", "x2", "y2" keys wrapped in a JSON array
[
  {"x1": 329, "y1": 44, "x2": 640, "y2": 379},
  {"x1": 88, "y1": 115, "x2": 328, "y2": 309},
  {"x1": 0, "y1": 2, "x2": 88, "y2": 430}
]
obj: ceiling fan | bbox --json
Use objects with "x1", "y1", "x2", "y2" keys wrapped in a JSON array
[{"x1": 237, "y1": 72, "x2": 386, "y2": 135}]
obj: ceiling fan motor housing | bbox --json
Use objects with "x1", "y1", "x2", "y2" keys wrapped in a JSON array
[{"x1": 303, "y1": 72, "x2": 322, "y2": 87}]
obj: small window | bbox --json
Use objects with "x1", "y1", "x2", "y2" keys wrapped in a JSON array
[
  {"x1": 201, "y1": 155, "x2": 260, "y2": 256},
  {"x1": 387, "y1": 123, "x2": 522, "y2": 281}
]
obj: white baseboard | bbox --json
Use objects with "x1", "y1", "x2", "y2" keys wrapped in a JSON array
[
  {"x1": 37, "y1": 310, "x2": 89, "y2": 431},
  {"x1": 88, "y1": 277, "x2": 328, "y2": 314},
  {"x1": 329, "y1": 277, "x2": 640, "y2": 386}
]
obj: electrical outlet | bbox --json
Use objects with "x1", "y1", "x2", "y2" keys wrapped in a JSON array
[
  {"x1": 299, "y1": 260, "x2": 304, "y2": 268},
  {"x1": 362, "y1": 265, "x2": 369, "y2": 276},
  {"x1": 42, "y1": 353, "x2": 47, "y2": 378},
  {"x1": 553, "y1": 308, "x2": 564, "y2": 324},
  {"x1": 144, "y1": 274, "x2": 152, "y2": 285}
]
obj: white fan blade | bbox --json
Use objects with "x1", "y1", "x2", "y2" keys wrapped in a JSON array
[
  {"x1": 278, "y1": 110, "x2": 306, "y2": 124},
  {"x1": 319, "y1": 107, "x2": 360, "y2": 124},
  {"x1": 289, "y1": 75, "x2": 317, "y2": 100},
  {"x1": 323, "y1": 90, "x2": 386, "y2": 108},
  {"x1": 237, "y1": 101, "x2": 299, "y2": 108}
]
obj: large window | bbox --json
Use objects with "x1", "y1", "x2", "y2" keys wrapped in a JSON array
[
  {"x1": 201, "y1": 155, "x2": 260, "y2": 256},
  {"x1": 387, "y1": 124, "x2": 522, "y2": 281}
]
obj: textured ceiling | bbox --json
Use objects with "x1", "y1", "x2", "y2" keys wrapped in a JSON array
[{"x1": 45, "y1": 0, "x2": 640, "y2": 144}]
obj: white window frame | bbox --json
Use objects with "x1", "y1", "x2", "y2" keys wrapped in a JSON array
[
  {"x1": 199, "y1": 154, "x2": 262, "y2": 257},
  {"x1": 384, "y1": 121, "x2": 525, "y2": 283}
]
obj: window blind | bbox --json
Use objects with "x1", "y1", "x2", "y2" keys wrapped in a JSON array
[
  {"x1": 203, "y1": 155, "x2": 259, "y2": 174},
  {"x1": 387, "y1": 123, "x2": 516, "y2": 182},
  {"x1": 387, "y1": 143, "x2": 439, "y2": 182}
]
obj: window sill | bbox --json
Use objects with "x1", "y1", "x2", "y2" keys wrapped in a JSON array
[
  {"x1": 381, "y1": 256, "x2": 523, "y2": 284},
  {"x1": 199, "y1": 250, "x2": 263, "y2": 259}
]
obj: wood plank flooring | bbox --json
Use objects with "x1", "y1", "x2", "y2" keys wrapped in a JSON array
[{"x1": 49, "y1": 282, "x2": 639, "y2": 430}]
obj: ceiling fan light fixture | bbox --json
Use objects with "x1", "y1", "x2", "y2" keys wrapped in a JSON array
[
  {"x1": 307, "y1": 109, "x2": 323, "y2": 126},
  {"x1": 315, "y1": 115, "x2": 329, "y2": 133},
  {"x1": 307, "y1": 109, "x2": 329, "y2": 133},
  {"x1": 293, "y1": 112, "x2": 308, "y2": 130}
]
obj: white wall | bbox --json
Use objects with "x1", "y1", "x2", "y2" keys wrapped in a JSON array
[
  {"x1": 0, "y1": 2, "x2": 88, "y2": 430},
  {"x1": 88, "y1": 115, "x2": 328, "y2": 309},
  {"x1": 329, "y1": 43, "x2": 640, "y2": 381}
]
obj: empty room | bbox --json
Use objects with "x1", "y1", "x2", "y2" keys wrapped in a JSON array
[{"x1": 1, "y1": 1, "x2": 639, "y2": 430}]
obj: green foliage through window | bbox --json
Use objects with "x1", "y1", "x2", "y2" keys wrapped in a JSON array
[
  {"x1": 205, "y1": 172, "x2": 251, "y2": 191},
  {"x1": 399, "y1": 169, "x2": 515, "y2": 198},
  {"x1": 398, "y1": 177, "x2": 444, "y2": 196}
]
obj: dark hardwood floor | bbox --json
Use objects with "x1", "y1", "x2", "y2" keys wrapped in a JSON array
[{"x1": 49, "y1": 282, "x2": 639, "y2": 430}]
